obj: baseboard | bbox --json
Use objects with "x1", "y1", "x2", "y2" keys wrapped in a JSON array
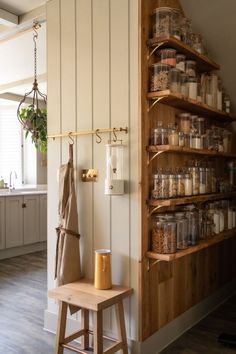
[
  {"x1": 0, "y1": 242, "x2": 47, "y2": 260},
  {"x1": 44, "y1": 279, "x2": 236, "y2": 354}
]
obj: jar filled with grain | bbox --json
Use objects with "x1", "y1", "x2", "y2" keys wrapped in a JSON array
[
  {"x1": 160, "y1": 48, "x2": 177, "y2": 67},
  {"x1": 185, "y1": 60, "x2": 196, "y2": 77},
  {"x1": 179, "y1": 113, "x2": 190, "y2": 133},
  {"x1": 178, "y1": 132, "x2": 185, "y2": 147},
  {"x1": 169, "y1": 68, "x2": 181, "y2": 93},
  {"x1": 188, "y1": 77, "x2": 197, "y2": 100},
  {"x1": 169, "y1": 174, "x2": 178, "y2": 198},
  {"x1": 180, "y1": 73, "x2": 189, "y2": 96},
  {"x1": 192, "y1": 134, "x2": 202, "y2": 149},
  {"x1": 184, "y1": 173, "x2": 193, "y2": 196},
  {"x1": 188, "y1": 167, "x2": 200, "y2": 195},
  {"x1": 177, "y1": 173, "x2": 185, "y2": 196},
  {"x1": 199, "y1": 167, "x2": 206, "y2": 194},
  {"x1": 151, "y1": 7, "x2": 172, "y2": 39},
  {"x1": 176, "y1": 54, "x2": 186, "y2": 72},
  {"x1": 150, "y1": 63, "x2": 171, "y2": 92},
  {"x1": 168, "y1": 126, "x2": 179, "y2": 146},
  {"x1": 175, "y1": 212, "x2": 188, "y2": 249},
  {"x1": 152, "y1": 174, "x2": 169, "y2": 199}
]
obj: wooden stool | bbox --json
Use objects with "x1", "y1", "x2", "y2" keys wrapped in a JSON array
[{"x1": 48, "y1": 279, "x2": 133, "y2": 354}]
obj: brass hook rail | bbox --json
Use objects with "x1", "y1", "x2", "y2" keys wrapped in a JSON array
[{"x1": 47, "y1": 127, "x2": 128, "y2": 140}]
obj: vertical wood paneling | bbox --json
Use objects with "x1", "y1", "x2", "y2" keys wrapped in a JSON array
[
  {"x1": 76, "y1": 0, "x2": 93, "y2": 279},
  {"x1": 92, "y1": 0, "x2": 111, "y2": 332},
  {"x1": 60, "y1": 0, "x2": 76, "y2": 164},
  {"x1": 92, "y1": 0, "x2": 111, "y2": 252},
  {"x1": 46, "y1": 0, "x2": 61, "y2": 313},
  {"x1": 110, "y1": 0, "x2": 130, "y2": 336}
]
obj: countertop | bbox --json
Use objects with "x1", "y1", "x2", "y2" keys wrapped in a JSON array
[{"x1": 0, "y1": 184, "x2": 47, "y2": 197}]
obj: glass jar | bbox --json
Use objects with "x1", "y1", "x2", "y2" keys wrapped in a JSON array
[
  {"x1": 223, "y1": 131, "x2": 232, "y2": 153},
  {"x1": 205, "y1": 167, "x2": 212, "y2": 193},
  {"x1": 175, "y1": 212, "x2": 188, "y2": 249},
  {"x1": 169, "y1": 68, "x2": 181, "y2": 93},
  {"x1": 160, "y1": 48, "x2": 176, "y2": 67},
  {"x1": 168, "y1": 127, "x2": 179, "y2": 146},
  {"x1": 152, "y1": 127, "x2": 168, "y2": 145},
  {"x1": 195, "y1": 117, "x2": 205, "y2": 135},
  {"x1": 192, "y1": 33, "x2": 204, "y2": 54},
  {"x1": 171, "y1": 9, "x2": 181, "y2": 40},
  {"x1": 184, "y1": 133, "x2": 190, "y2": 148},
  {"x1": 180, "y1": 73, "x2": 189, "y2": 96},
  {"x1": 178, "y1": 132, "x2": 185, "y2": 147},
  {"x1": 227, "y1": 162, "x2": 236, "y2": 190},
  {"x1": 189, "y1": 167, "x2": 200, "y2": 195},
  {"x1": 223, "y1": 94, "x2": 231, "y2": 114},
  {"x1": 185, "y1": 60, "x2": 196, "y2": 77},
  {"x1": 150, "y1": 63, "x2": 170, "y2": 92},
  {"x1": 205, "y1": 220, "x2": 214, "y2": 238},
  {"x1": 184, "y1": 173, "x2": 193, "y2": 196},
  {"x1": 190, "y1": 115, "x2": 198, "y2": 132},
  {"x1": 206, "y1": 130, "x2": 215, "y2": 150},
  {"x1": 152, "y1": 174, "x2": 169, "y2": 199},
  {"x1": 169, "y1": 174, "x2": 178, "y2": 198},
  {"x1": 211, "y1": 168, "x2": 217, "y2": 193},
  {"x1": 228, "y1": 207, "x2": 233, "y2": 229},
  {"x1": 186, "y1": 210, "x2": 199, "y2": 245},
  {"x1": 181, "y1": 17, "x2": 191, "y2": 44},
  {"x1": 151, "y1": 7, "x2": 172, "y2": 39},
  {"x1": 179, "y1": 113, "x2": 190, "y2": 133},
  {"x1": 176, "y1": 54, "x2": 186, "y2": 72},
  {"x1": 177, "y1": 174, "x2": 185, "y2": 196},
  {"x1": 192, "y1": 134, "x2": 202, "y2": 149},
  {"x1": 188, "y1": 77, "x2": 197, "y2": 100},
  {"x1": 199, "y1": 167, "x2": 206, "y2": 194},
  {"x1": 151, "y1": 218, "x2": 177, "y2": 254}
]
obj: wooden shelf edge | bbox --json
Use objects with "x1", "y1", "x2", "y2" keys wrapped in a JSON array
[
  {"x1": 147, "y1": 90, "x2": 236, "y2": 121},
  {"x1": 147, "y1": 145, "x2": 236, "y2": 158},
  {"x1": 147, "y1": 36, "x2": 220, "y2": 71},
  {"x1": 146, "y1": 228, "x2": 236, "y2": 261},
  {"x1": 148, "y1": 192, "x2": 236, "y2": 208}
]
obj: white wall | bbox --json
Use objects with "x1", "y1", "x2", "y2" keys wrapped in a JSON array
[
  {"x1": 46, "y1": 0, "x2": 139, "y2": 344},
  {"x1": 0, "y1": 22, "x2": 46, "y2": 85}
]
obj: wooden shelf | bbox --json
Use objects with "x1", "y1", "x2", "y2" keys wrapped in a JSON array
[
  {"x1": 148, "y1": 145, "x2": 236, "y2": 158},
  {"x1": 148, "y1": 192, "x2": 236, "y2": 208},
  {"x1": 147, "y1": 90, "x2": 236, "y2": 122},
  {"x1": 147, "y1": 36, "x2": 220, "y2": 72},
  {"x1": 146, "y1": 227, "x2": 236, "y2": 262}
]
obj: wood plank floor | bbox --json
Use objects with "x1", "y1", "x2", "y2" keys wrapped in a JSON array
[{"x1": 0, "y1": 251, "x2": 235, "y2": 353}]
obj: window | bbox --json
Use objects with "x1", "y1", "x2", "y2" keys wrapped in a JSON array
[{"x1": 0, "y1": 101, "x2": 36, "y2": 186}]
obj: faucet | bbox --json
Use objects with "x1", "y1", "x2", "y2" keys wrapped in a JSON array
[{"x1": 9, "y1": 171, "x2": 17, "y2": 190}]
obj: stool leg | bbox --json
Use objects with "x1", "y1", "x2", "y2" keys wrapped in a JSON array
[
  {"x1": 93, "y1": 310, "x2": 103, "y2": 354},
  {"x1": 115, "y1": 301, "x2": 128, "y2": 354},
  {"x1": 55, "y1": 301, "x2": 68, "y2": 354},
  {"x1": 81, "y1": 309, "x2": 89, "y2": 349}
]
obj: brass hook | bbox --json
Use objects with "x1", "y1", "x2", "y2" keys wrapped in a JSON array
[
  {"x1": 113, "y1": 128, "x2": 117, "y2": 142},
  {"x1": 95, "y1": 129, "x2": 102, "y2": 144},
  {"x1": 68, "y1": 132, "x2": 74, "y2": 145}
]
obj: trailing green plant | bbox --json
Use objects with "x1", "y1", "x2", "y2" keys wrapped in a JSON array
[{"x1": 19, "y1": 104, "x2": 47, "y2": 153}]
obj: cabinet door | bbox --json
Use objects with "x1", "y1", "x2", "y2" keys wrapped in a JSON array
[
  {"x1": 0, "y1": 197, "x2": 5, "y2": 250},
  {"x1": 39, "y1": 194, "x2": 47, "y2": 242},
  {"x1": 23, "y1": 195, "x2": 40, "y2": 245},
  {"x1": 6, "y1": 196, "x2": 23, "y2": 248}
]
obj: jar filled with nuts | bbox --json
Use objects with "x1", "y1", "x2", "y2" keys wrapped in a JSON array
[
  {"x1": 177, "y1": 173, "x2": 185, "y2": 196},
  {"x1": 152, "y1": 174, "x2": 169, "y2": 199},
  {"x1": 151, "y1": 7, "x2": 172, "y2": 39},
  {"x1": 151, "y1": 216, "x2": 177, "y2": 254},
  {"x1": 150, "y1": 63, "x2": 171, "y2": 92},
  {"x1": 169, "y1": 174, "x2": 178, "y2": 198},
  {"x1": 188, "y1": 166, "x2": 200, "y2": 195}
]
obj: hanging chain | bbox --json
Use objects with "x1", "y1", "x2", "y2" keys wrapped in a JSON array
[{"x1": 33, "y1": 22, "x2": 41, "y2": 84}]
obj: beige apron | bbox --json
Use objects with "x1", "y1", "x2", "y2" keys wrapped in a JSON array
[{"x1": 55, "y1": 144, "x2": 81, "y2": 292}]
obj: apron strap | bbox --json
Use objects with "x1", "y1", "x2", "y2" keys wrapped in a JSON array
[
  {"x1": 69, "y1": 143, "x2": 73, "y2": 164},
  {"x1": 54, "y1": 226, "x2": 81, "y2": 280}
]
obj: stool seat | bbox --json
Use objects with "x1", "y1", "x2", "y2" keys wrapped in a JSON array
[{"x1": 49, "y1": 279, "x2": 133, "y2": 354}]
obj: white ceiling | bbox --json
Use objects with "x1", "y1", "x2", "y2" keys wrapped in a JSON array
[
  {"x1": 180, "y1": 0, "x2": 236, "y2": 112},
  {"x1": 0, "y1": 0, "x2": 46, "y2": 16}
]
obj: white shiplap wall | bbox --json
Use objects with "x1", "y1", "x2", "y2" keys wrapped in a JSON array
[{"x1": 46, "y1": 0, "x2": 139, "y2": 344}]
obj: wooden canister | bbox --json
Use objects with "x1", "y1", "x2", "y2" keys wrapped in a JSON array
[{"x1": 94, "y1": 249, "x2": 112, "y2": 290}]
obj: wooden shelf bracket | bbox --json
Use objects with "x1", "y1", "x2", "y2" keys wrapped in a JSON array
[
  {"x1": 147, "y1": 97, "x2": 164, "y2": 112},
  {"x1": 147, "y1": 257, "x2": 162, "y2": 271},
  {"x1": 147, "y1": 150, "x2": 165, "y2": 165},
  {"x1": 148, "y1": 204, "x2": 164, "y2": 218},
  {"x1": 147, "y1": 42, "x2": 165, "y2": 60}
]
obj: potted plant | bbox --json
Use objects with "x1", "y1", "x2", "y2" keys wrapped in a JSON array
[{"x1": 19, "y1": 104, "x2": 47, "y2": 153}]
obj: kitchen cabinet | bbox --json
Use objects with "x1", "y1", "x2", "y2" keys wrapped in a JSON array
[
  {"x1": 4, "y1": 194, "x2": 47, "y2": 249},
  {"x1": 6, "y1": 196, "x2": 23, "y2": 248},
  {"x1": 0, "y1": 197, "x2": 5, "y2": 250}
]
